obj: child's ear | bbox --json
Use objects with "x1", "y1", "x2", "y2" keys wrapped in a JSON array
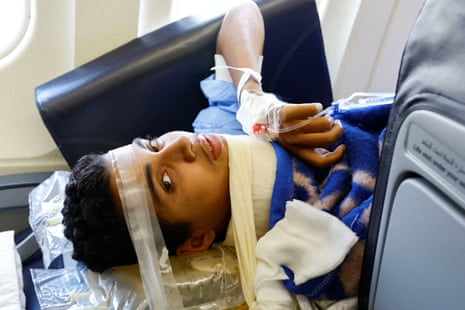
[{"x1": 176, "y1": 229, "x2": 216, "y2": 256}]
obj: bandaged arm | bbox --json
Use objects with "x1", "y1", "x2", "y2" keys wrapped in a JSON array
[{"x1": 213, "y1": 55, "x2": 285, "y2": 138}]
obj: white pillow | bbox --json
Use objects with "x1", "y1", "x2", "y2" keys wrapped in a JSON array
[{"x1": 0, "y1": 230, "x2": 25, "y2": 309}]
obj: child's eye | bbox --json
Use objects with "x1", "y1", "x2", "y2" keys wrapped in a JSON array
[
  {"x1": 149, "y1": 141, "x2": 159, "y2": 152},
  {"x1": 145, "y1": 135, "x2": 160, "y2": 152},
  {"x1": 162, "y1": 171, "x2": 172, "y2": 191}
]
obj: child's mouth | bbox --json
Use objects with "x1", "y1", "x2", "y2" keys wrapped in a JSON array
[{"x1": 199, "y1": 134, "x2": 222, "y2": 161}]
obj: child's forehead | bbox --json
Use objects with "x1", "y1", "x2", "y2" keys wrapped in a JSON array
[
  {"x1": 106, "y1": 145, "x2": 176, "y2": 299},
  {"x1": 106, "y1": 144, "x2": 152, "y2": 212}
]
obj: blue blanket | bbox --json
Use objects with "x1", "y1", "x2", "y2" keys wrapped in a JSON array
[
  {"x1": 270, "y1": 100, "x2": 391, "y2": 299},
  {"x1": 194, "y1": 76, "x2": 392, "y2": 300}
]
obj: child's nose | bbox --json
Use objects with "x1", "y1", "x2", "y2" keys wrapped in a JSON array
[{"x1": 163, "y1": 135, "x2": 196, "y2": 162}]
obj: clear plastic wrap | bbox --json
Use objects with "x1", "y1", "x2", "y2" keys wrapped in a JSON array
[
  {"x1": 30, "y1": 263, "x2": 147, "y2": 309},
  {"x1": 28, "y1": 170, "x2": 73, "y2": 268},
  {"x1": 31, "y1": 245, "x2": 244, "y2": 309},
  {"x1": 29, "y1": 168, "x2": 245, "y2": 309},
  {"x1": 171, "y1": 245, "x2": 245, "y2": 309}
]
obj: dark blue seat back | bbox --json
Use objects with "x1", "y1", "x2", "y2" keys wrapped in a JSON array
[{"x1": 35, "y1": 0, "x2": 332, "y2": 167}]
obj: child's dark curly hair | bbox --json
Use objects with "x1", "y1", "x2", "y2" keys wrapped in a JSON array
[
  {"x1": 62, "y1": 153, "x2": 192, "y2": 272},
  {"x1": 62, "y1": 154, "x2": 137, "y2": 272}
]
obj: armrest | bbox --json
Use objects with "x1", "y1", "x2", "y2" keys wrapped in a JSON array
[
  {"x1": 0, "y1": 172, "x2": 52, "y2": 262},
  {"x1": 35, "y1": 0, "x2": 332, "y2": 167}
]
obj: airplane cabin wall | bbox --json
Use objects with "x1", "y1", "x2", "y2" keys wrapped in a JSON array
[
  {"x1": 0, "y1": 0, "x2": 74, "y2": 176},
  {"x1": 0, "y1": 0, "x2": 160, "y2": 177},
  {"x1": 318, "y1": 0, "x2": 424, "y2": 99}
]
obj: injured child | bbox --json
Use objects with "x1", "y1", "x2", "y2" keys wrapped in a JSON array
[{"x1": 61, "y1": 1, "x2": 391, "y2": 309}]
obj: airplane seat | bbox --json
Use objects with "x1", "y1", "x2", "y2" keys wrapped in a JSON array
[
  {"x1": 31, "y1": 0, "x2": 331, "y2": 308},
  {"x1": 35, "y1": 0, "x2": 331, "y2": 168},
  {"x1": 359, "y1": 0, "x2": 465, "y2": 309}
]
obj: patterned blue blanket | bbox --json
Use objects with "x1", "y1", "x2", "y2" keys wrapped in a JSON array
[
  {"x1": 270, "y1": 98, "x2": 392, "y2": 299},
  {"x1": 194, "y1": 76, "x2": 392, "y2": 300}
]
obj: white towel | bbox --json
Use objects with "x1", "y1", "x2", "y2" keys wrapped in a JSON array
[
  {"x1": 0, "y1": 230, "x2": 25, "y2": 309},
  {"x1": 254, "y1": 199, "x2": 358, "y2": 305}
]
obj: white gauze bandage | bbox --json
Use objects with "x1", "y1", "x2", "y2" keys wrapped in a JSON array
[
  {"x1": 109, "y1": 144, "x2": 183, "y2": 310},
  {"x1": 212, "y1": 55, "x2": 285, "y2": 139}
]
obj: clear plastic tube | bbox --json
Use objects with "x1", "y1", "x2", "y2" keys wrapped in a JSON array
[
  {"x1": 267, "y1": 105, "x2": 334, "y2": 135},
  {"x1": 266, "y1": 92, "x2": 394, "y2": 135}
]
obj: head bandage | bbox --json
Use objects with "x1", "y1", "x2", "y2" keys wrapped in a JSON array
[{"x1": 109, "y1": 144, "x2": 183, "y2": 309}]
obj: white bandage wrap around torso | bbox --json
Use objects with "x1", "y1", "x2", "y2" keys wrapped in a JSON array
[
  {"x1": 222, "y1": 134, "x2": 278, "y2": 307},
  {"x1": 223, "y1": 135, "x2": 358, "y2": 309}
]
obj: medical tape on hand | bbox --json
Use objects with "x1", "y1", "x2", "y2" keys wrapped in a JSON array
[
  {"x1": 210, "y1": 65, "x2": 287, "y2": 140},
  {"x1": 109, "y1": 145, "x2": 183, "y2": 310}
]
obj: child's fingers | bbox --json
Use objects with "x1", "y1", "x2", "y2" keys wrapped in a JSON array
[
  {"x1": 281, "y1": 115, "x2": 334, "y2": 134},
  {"x1": 289, "y1": 144, "x2": 346, "y2": 168},
  {"x1": 279, "y1": 103, "x2": 323, "y2": 121},
  {"x1": 278, "y1": 120, "x2": 343, "y2": 148}
]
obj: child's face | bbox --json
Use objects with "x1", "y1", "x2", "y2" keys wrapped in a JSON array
[{"x1": 105, "y1": 131, "x2": 231, "y2": 238}]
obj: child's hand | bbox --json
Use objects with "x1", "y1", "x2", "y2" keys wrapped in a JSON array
[{"x1": 273, "y1": 103, "x2": 345, "y2": 168}]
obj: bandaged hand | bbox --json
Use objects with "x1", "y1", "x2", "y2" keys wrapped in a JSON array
[
  {"x1": 273, "y1": 103, "x2": 345, "y2": 168},
  {"x1": 237, "y1": 89, "x2": 345, "y2": 168}
]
